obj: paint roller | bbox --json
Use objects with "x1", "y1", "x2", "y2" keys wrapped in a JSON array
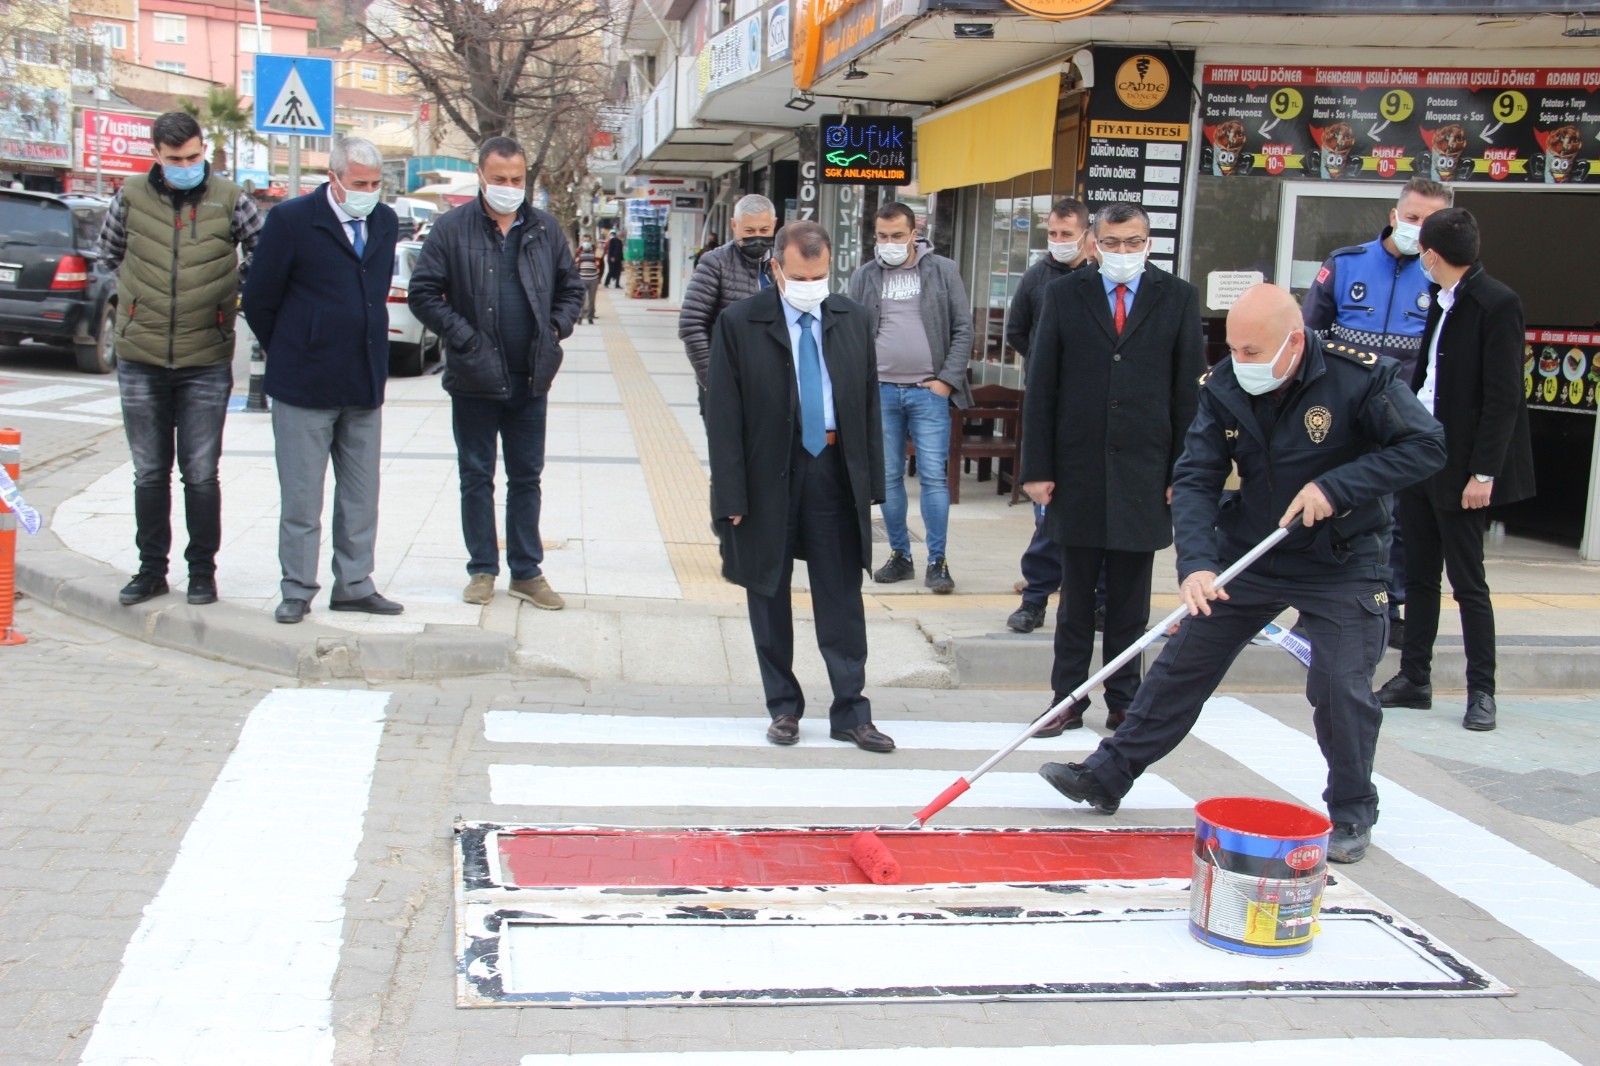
[{"x1": 845, "y1": 527, "x2": 1294, "y2": 877}]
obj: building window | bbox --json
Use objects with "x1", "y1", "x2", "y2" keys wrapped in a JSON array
[
  {"x1": 361, "y1": 66, "x2": 378, "y2": 82},
  {"x1": 394, "y1": 69, "x2": 409, "y2": 84},
  {"x1": 154, "y1": 60, "x2": 186, "y2": 74},
  {"x1": 153, "y1": 14, "x2": 187, "y2": 44},
  {"x1": 93, "y1": 22, "x2": 127, "y2": 50},
  {"x1": 239, "y1": 23, "x2": 271, "y2": 53},
  {"x1": 16, "y1": 33, "x2": 60, "y2": 66},
  {"x1": 240, "y1": 69, "x2": 255, "y2": 96}
]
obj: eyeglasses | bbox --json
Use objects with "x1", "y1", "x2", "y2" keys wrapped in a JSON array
[{"x1": 1096, "y1": 236, "x2": 1148, "y2": 252}]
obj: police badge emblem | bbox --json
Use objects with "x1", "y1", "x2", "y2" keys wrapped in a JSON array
[
  {"x1": 1417, "y1": 291, "x2": 1431, "y2": 311},
  {"x1": 1349, "y1": 281, "x2": 1367, "y2": 303},
  {"x1": 1305, "y1": 405, "x2": 1332, "y2": 443}
]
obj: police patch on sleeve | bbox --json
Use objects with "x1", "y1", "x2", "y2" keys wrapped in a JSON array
[{"x1": 1305, "y1": 405, "x2": 1332, "y2": 443}]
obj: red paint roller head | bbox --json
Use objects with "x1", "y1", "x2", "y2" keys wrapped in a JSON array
[{"x1": 848, "y1": 831, "x2": 901, "y2": 885}]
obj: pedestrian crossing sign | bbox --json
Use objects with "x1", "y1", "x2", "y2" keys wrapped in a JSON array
[{"x1": 253, "y1": 54, "x2": 334, "y2": 137}]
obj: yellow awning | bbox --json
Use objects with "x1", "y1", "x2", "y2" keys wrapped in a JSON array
[{"x1": 914, "y1": 69, "x2": 1061, "y2": 193}]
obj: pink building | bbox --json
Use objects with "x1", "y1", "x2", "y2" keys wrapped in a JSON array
[{"x1": 136, "y1": 0, "x2": 318, "y2": 95}]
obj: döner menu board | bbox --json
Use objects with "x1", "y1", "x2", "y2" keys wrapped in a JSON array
[{"x1": 1526, "y1": 329, "x2": 1600, "y2": 414}]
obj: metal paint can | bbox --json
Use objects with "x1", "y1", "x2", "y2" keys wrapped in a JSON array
[{"x1": 1189, "y1": 796, "x2": 1332, "y2": 957}]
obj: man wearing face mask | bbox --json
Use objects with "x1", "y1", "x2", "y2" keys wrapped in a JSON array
[
  {"x1": 242, "y1": 137, "x2": 400, "y2": 623},
  {"x1": 1303, "y1": 178, "x2": 1453, "y2": 644},
  {"x1": 679, "y1": 194, "x2": 777, "y2": 417},
  {"x1": 706, "y1": 221, "x2": 891, "y2": 752},
  {"x1": 96, "y1": 111, "x2": 262, "y2": 609},
  {"x1": 1003, "y1": 197, "x2": 1094, "y2": 633},
  {"x1": 408, "y1": 136, "x2": 585, "y2": 610},
  {"x1": 847, "y1": 201, "x2": 973, "y2": 594},
  {"x1": 1037, "y1": 284, "x2": 1445, "y2": 865},
  {"x1": 1022, "y1": 203, "x2": 1203, "y2": 735}
]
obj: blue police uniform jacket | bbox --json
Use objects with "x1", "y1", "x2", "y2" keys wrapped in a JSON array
[
  {"x1": 1302, "y1": 228, "x2": 1433, "y2": 383},
  {"x1": 1171, "y1": 336, "x2": 1446, "y2": 586}
]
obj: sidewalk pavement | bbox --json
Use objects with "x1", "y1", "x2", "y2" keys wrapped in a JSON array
[{"x1": 12, "y1": 288, "x2": 1600, "y2": 688}]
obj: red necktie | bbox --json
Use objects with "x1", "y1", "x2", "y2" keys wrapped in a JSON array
[{"x1": 1114, "y1": 284, "x2": 1128, "y2": 335}]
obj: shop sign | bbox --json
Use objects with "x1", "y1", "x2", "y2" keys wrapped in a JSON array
[
  {"x1": 768, "y1": 1, "x2": 791, "y2": 61},
  {"x1": 819, "y1": 114, "x2": 911, "y2": 185},
  {"x1": 999, "y1": 0, "x2": 1114, "y2": 19},
  {"x1": 1526, "y1": 329, "x2": 1600, "y2": 414},
  {"x1": 820, "y1": 0, "x2": 876, "y2": 67},
  {"x1": 1201, "y1": 66, "x2": 1600, "y2": 185},
  {"x1": 80, "y1": 110, "x2": 155, "y2": 176},
  {"x1": 880, "y1": 0, "x2": 916, "y2": 29},
  {"x1": 1084, "y1": 47, "x2": 1195, "y2": 273},
  {"x1": 699, "y1": 13, "x2": 763, "y2": 95},
  {"x1": 795, "y1": 125, "x2": 820, "y2": 220},
  {"x1": 0, "y1": 86, "x2": 71, "y2": 167},
  {"x1": 792, "y1": 0, "x2": 822, "y2": 89}
]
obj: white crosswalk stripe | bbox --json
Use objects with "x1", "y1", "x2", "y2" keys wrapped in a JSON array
[{"x1": 0, "y1": 383, "x2": 98, "y2": 405}]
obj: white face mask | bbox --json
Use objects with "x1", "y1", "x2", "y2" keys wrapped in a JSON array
[
  {"x1": 1391, "y1": 218, "x2": 1422, "y2": 257},
  {"x1": 1099, "y1": 247, "x2": 1147, "y2": 284},
  {"x1": 334, "y1": 175, "x2": 380, "y2": 219},
  {"x1": 876, "y1": 241, "x2": 911, "y2": 267},
  {"x1": 1048, "y1": 239, "x2": 1081, "y2": 264},
  {"x1": 1419, "y1": 251, "x2": 1438, "y2": 286},
  {"x1": 1232, "y1": 331, "x2": 1297, "y2": 396},
  {"x1": 781, "y1": 276, "x2": 830, "y2": 315},
  {"x1": 481, "y1": 180, "x2": 525, "y2": 215}
]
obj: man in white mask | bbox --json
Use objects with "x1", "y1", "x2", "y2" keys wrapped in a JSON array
[
  {"x1": 1036, "y1": 283, "x2": 1445, "y2": 867},
  {"x1": 706, "y1": 221, "x2": 893, "y2": 753},
  {"x1": 1020, "y1": 202, "x2": 1203, "y2": 737},
  {"x1": 1303, "y1": 177, "x2": 1453, "y2": 645},
  {"x1": 243, "y1": 136, "x2": 401, "y2": 624}
]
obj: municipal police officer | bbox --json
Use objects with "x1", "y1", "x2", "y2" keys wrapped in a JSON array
[
  {"x1": 1302, "y1": 177, "x2": 1453, "y2": 642},
  {"x1": 1038, "y1": 284, "x2": 1445, "y2": 865}
]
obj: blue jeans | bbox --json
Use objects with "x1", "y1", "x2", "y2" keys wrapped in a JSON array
[
  {"x1": 451, "y1": 380, "x2": 548, "y2": 581},
  {"x1": 117, "y1": 360, "x2": 233, "y2": 578},
  {"x1": 879, "y1": 382, "x2": 950, "y2": 561}
]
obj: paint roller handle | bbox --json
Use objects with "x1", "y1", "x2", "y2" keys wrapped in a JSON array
[{"x1": 907, "y1": 777, "x2": 970, "y2": 828}]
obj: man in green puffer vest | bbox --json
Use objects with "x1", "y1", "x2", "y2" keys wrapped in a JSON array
[{"x1": 96, "y1": 111, "x2": 262, "y2": 608}]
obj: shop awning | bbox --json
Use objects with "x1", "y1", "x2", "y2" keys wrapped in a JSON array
[{"x1": 914, "y1": 67, "x2": 1062, "y2": 194}]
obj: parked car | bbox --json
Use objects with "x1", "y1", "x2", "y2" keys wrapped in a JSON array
[
  {"x1": 387, "y1": 239, "x2": 439, "y2": 376},
  {"x1": 0, "y1": 189, "x2": 117, "y2": 373}
]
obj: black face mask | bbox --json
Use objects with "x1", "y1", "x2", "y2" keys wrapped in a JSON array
[{"x1": 737, "y1": 235, "x2": 773, "y2": 261}]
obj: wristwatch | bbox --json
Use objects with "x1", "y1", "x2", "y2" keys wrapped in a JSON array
[{"x1": 1473, "y1": 473, "x2": 1494, "y2": 483}]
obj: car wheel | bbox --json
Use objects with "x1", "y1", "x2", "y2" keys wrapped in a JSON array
[
  {"x1": 75, "y1": 304, "x2": 117, "y2": 374},
  {"x1": 390, "y1": 341, "x2": 424, "y2": 378}
]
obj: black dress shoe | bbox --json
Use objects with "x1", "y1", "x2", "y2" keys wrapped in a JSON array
[
  {"x1": 1104, "y1": 707, "x2": 1127, "y2": 731},
  {"x1": 118, "y1": 572, "x2": 169, "y2": 606},
  {"x1": 275, "y1": 598, "x2": 310, "y2": 624},
  {"x1": 830, "y1": 723, "x2": 896, "y2": 752},
  {"x1": 1038, "y1": 761, "x2": 1120, "y2": 814},
  {"x1": 1033, "y1": 695, "x2": 1087, "y2": 738},
  {"x1": 329, "y1": 592, "x2": 405, "y2": 615},
  {"x1": 1006, "y1": 601, "x2": 1046, "y2": 633},
  {"x1": 187, "y1": 576, "x2": 218, "y2": 605},
  {"x1": 1375, "y1": 673, "x2": 1432, "y2": 709},
  {"x1": 1463, "y1": 691, "x2": 1497, "y2": 732},
  {"x1": 766, "y1": 715, "x2": 800, "y2": 745}
]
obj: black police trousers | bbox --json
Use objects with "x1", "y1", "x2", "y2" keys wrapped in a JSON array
[{"x1": 1080, "y1": 570, "x2": 1389, "y2": 827}]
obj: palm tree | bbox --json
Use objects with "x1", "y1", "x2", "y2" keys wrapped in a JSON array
[{"x1": 180, "y1": 87, "x2": 263, "y2": 174}]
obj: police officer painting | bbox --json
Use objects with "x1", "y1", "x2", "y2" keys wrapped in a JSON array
[
  {"x1": 1303, "y1": 177, "x2": 1452, "y2": 642},
  {"x1": 1037, "y1": 284, "x2": 1445, "y2": 866}
]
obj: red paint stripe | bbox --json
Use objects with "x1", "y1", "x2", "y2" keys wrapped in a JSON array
[{"x1": 497, "y1": 828, "x2": 1194, "y2": 887}]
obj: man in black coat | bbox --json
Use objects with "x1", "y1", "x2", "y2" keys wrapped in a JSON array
[
  {"x1": 604, "y1": 231, "x2": 624, "y2": 288},
  {"x1": 1375, "y1": 208, "x2": 1535, "y2": 732},
  {"x1": 706, "y1": 221, "x2": 892, "y2": 752},
  {"x1": 242, "y1": 136, "x2": 400, "y2": 624},
  {"x1": 1021, "y1": 203, "x2": 1204, "y2": 735}
]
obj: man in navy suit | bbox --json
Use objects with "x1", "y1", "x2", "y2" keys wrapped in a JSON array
[{"x1": 242, "y1": 136, "x2": 403, "y2": 624}]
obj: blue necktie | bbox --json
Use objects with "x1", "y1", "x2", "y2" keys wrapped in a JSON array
[
  {"x1": 797, "y1": 311, "x2": 826, "y2": 456},
  {"x1": 350, "y1": 219, "x2": 366, "y2": 257}
]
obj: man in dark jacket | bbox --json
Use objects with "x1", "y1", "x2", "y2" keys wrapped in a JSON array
[
  {"x1": 604, "y1": 231, "x2": 624, "y2": 288},
  {"x1": 408, "y1": 136, "x2": 585, "y2": 610},
  {"x1": 1038, "y1": 284, "x2": 1447, "y2": 866},
  {"x1": 679, "y1": 194, "x2": 776, "y2": 415},
  {"x1": 242, "y1": 137, "x2": 400, "y2": 624},
  {"x1": 1375, "y1": 208, "x2": 1535, "y2": 733},
  {"x1": 1003, "y1": 197, "x2": 1094, "y2": 633},
  {"x1": 707, "y1": 221, "x2": 892, "y2": 752},
  {"x1": 1021, "y1": 203, "x2": 1204, "y2": 735},
  {"x1": 848, "y1": 201, "x2": 973, "y2": 594},
  {"x1": 96, "y1": 110, "x2": 261, "y2": 609}
]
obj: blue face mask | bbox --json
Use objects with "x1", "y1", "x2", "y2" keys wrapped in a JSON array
[{"x1": 163, "y1": 161, "x2": 206, "y2": 191}]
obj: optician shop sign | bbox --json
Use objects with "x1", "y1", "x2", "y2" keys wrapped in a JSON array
[
  {"x1": 1201, "y1": 66, "x2": 1600, "y2": 184},
  {"x1": 819, "y1": 114, "x2": 911, "y2": 185}
]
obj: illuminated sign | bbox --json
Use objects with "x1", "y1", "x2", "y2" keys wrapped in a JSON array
[{"x1": 819, "y1": 114, "x2": 912, "y2": 185}]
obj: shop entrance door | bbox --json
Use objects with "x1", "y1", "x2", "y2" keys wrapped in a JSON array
[{"x1": 1275, "y1": 182, "x2": 1396, "y2": 302}]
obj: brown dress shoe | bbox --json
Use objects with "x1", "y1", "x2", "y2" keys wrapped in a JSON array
[
  {"x1": 766, "y1": 715, "x2": 800, "y2": 745},
  {"x1": 1104, "y1": 707, "x2": 1127, "y2": 731},
  {"x1": 830, "y1": 723, "x2": 896, "y2": 752},
  {"x1": 1033, "y1": 695, "x2": 1087, "y2": 738}
]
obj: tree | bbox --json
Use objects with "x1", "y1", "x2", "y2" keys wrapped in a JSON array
[
  {"x1": 369, "y1": 0, "x2": 612, "y2": 193},
  {"x1": 179, "y1": 87, "x2": 263, "y2": 172}
]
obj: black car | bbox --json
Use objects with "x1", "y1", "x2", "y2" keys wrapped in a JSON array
[{"x1": 0, "y1": 189, "x2": 117, "y2": 373}]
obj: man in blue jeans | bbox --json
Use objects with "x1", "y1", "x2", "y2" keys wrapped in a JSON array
[
  {"x1": 408, "y1": 136, "x2": 585, "y2": 609},
  {"x1": 848, "y1": 202, "x2": 973, "y2": 593}
]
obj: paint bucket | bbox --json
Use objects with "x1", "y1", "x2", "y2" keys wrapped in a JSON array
[{"x1": 1188, "y1": 796, "x2": 1332, "y2": 957}]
